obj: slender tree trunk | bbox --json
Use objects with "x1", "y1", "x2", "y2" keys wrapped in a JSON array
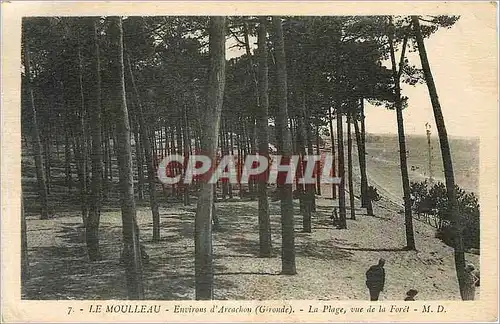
[
  {"x1": 151, "y1": 130, "x2": 158, "y2": 170},
  {"x1": 237, "y1": 129, "x2": 244, "y2": 197},
  {"x1": 23, "y1": 35, "x2": 49, "y2": 220},
  {"x1": 290, "y1": 118, "x2": 302, "y2": 196},
  {"x1": 108, "y1": 16, "x2": 144, "y2": 299},
  {"x1": 108, "y1": 128, "x2": 114, "y2": 184},
  {"x1": 255, "y1": 17, "x2": 273, "y2": 257},
  {"x1": 182, "y1": 101, "x2": 191, "y2": 205},
  {"x1": 302, "y1": 93, "x2": 316, "y2": 214},
  {"x1": 103, "y1": 125, "x2": 111, "y2": 198},
  {"x1": 298, "y1": 94, "x2": 312, "y2": 233},
  {"x1": 195, "y1": 16, "x2": 226, "y2": 300},
  {"x1": 347, "y1": 111, "x2": 355, "y2": 220},
  {"x1": 87, "y1": 18, "x2": 104, "y2": 261},
  {"x1": 125, "y1": 54, "x2": 160, "y2": 243},
  {"x1": 353, "y1": 111, "x2": 371, "y2": 215},
  {"x1": 412, "y1": 15, "x2": 466, "y2": 299},
  {"x1": 45, "y1": 107, "x2": 52, "y2": 194},
  {"x1": 55, "y1": 134, "x2": 60, "y2": 160},
  {"x1": 73, "y1": 134, "x2": 87, "y2": 223},
  {"x1": 228, "y1": 123, "x2": 234, "y2": 199},
  {"x1": 243, "y1": 23, "x2": 259, "y2": 200},
  {"x1": 328, "y1": 107, "x2": 337, "y2": 200},
  {"x1": 247, "y1": 118, "x2": 257, "y2": 199},
  {"x1": 315, "y1": 123, "x2": 322, "y2": 196},
  {"x1": 175, "y1": 123, "x2": 184, "y2": 199},
  {"x1": 44, "y1": 136, "x2": 51, "y2": 195},
  {"x1": 356, "y1": 99, "x2": 368, "y2": 207},
  {"x1": 220, "y1": 120, "x2": 229, "y2": 200},
  {"x1": 64, "y1": 102, "x2": 73, "y2": 191},
  {"x1": 77, "y1": 46, "x2": 89, "y2": 225},
  {"x1": 134, "y1": 125, "x2": 145, "y2": 200},
  {"x1": 388, "y1": 20, "x2": 415, "y2": 250},
  {"x1": 163, "y1": 125, "x2": 169, "y2": 156},
  {"x1": 335, "y1": 104, "x2": 347, "y2": 229},
  {"x1": 21, "y1": 195, "x2": 30, "y2": 282},
  {"x1": 359, "y1": 99, "x2": 373, "y2": 215},
  {"x1": 272, "y1": 16, "x2": 296, "y2": 275},
  {"x1": 64, "y1": 131, "x2": 73, "y2": 190},
  {"x1": 158, "y1": 127, "x2": 164, "y2": 159}
]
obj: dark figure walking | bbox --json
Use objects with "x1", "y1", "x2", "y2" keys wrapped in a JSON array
[{"x1": 366, "y1": 258, "x2": 386, "y2": 301}]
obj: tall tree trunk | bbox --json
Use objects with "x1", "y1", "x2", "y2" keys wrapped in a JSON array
[
  {"x1": 125, "y1": 54, "x2": 160, "y2": 243},
  {"x1": 77, "y1": 46, "x2": 88, "y2": 225},
  {"x1": 219, "y1": 120, "x2": 229, "y2": 200},
  {"x1": 109, "y1": 128, "x2": 114, "y2": 184},
  {"x1": 247, "y1": 118, "x2": 257, "y2": 198},
  {"x1": 182, "y1": 100, "x2": 191, "y2": 205},
  {"x1": 302, "y1": 93, "x2": 316, "y2": 214},
  {"x1": 335, "y1": 104, "x2": 347, "y2": 229},
  {"x1": 44, "y1": 135, "x2": 51, "y2": 195},
  {"x1": 151, "y1": 129, "x2": 158, "y2": 170},
  {"x1": 353, "y1": 110, "x2": 372, "y2": 215},
  {"x1": 256, "y1": 17, "x2": 273, "y2": 257},
  {"x1": 315, "y1": 123, "x2": 322, "y2": 196},
  {"x1": 73, "y1": 134, "x2": 87, "y2": 223},
  {"x1": 228, "y1": 123, "x2": 235, "y2": 199},
  {"x1": 237, "y1": 128, "x2": 244, "y2": 197},
  {"x1": 175, "y1": 123, "x2": 184, "y2": 199},
  {"x1": 108, "y1": 16, "x2": 144, "y2": 299},
  {"x1": 23, "y1": 34, "x2": 49, "y2": 220},
  {"x1": 87, "y1": 17, "x2": 104, "y2": 261},
  {"x1": 272, "y1": 16, "x2": 296, "y2": 275},
  {"x1": 290, "y1": 118, "x2": 303, "y2": 196},
  {"x1": 195, "y1": 16, "x2": 226, "y2": 300},
  {"x1": 357, "y1": 99, "x2": 368, "y2": 207},
  {"x1": 328, "y1": 107, "x2": 337, "y2": 200},
  {"x1": 21, "y1": 195, "x2": 30, "y2": 282},
  {"x1": 64, "y1": 103, "x2": 73, "y2": 191},
  {"x1": 163, "y1": 125, "x2": 170, "y2": 156},
  {"x1": 412, "y1": 15, "x2": 466, "y2": 299},
  {"x1": 158, "y1": 127, "x2": 164, "y2": 159},
  {"x1": 388, "y1": 20, "x2": 415, "y2": 250},
  {"x1": 359, "y1": 99, "x2": 373, "y2": 215},
  {"x1": 347, "y1": 111, "x2": 355, "y2": 220},
  {"x1": 103, "y1": 124, "x2": 111, "y2": 198},
  {"x1": 356, "y1": 102, "x2": 366, "y2": 206},
  {"x1": 134, "y1": 125, "x2": 145, "y2": 200},
  {"x1": 298, "y1": 94, "x2": 312, "y2": 233},
  {"x1": 243, "y1": 23, "x2": 259, "y2": 199}
]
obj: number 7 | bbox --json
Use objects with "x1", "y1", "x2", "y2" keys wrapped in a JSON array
[{"x1": 67, "y1": 307, "x2": 73, "y2": 315}]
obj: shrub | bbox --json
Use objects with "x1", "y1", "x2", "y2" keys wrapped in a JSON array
[{"x1": 409, "y1": 180, "x2": 480, "y2": 250}]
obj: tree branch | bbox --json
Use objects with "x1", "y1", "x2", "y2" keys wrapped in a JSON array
[
  {"x1": 123, "y1": 19, "x2": 170, "y2": 38},
  {"x1": 418, "y1": 17, "x2": 436, "y2": 24},
  {"x1": 397, "y1": 35, "x2": 408, "y2": 80},
  {"x1": 228, "y1": 28, "x2": 247, "y2": 47}
]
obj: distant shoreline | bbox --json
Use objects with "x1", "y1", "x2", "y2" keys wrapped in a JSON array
[{"x1": 365, "y1": 132, "x2": 480, "y2": 140}]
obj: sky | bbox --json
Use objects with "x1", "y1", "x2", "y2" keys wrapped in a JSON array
[
  {"x1": 364, "y1": 12, "x2": 497, "y2": 138},
  {"x1": 226, "y1": 12, "x2": 498, "y2": 138}
]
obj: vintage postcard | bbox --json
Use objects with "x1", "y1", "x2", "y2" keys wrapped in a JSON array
[{"x1": 1, "y1": 1, "x2": 498, "y2": 323}]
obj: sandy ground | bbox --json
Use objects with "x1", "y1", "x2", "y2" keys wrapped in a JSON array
[
  {"x1": 21, "y1": 136, "x2": 479, "y2": 301},
  {"x1": 22, "y1": 190, "x2": 479, "y2": 301}
]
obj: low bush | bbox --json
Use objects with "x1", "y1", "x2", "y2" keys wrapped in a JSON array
[{"x1": 409, "y1": 180, "x2": 479, "y2": 250}]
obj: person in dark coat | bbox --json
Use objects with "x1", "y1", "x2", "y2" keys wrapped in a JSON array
[
  {"x1": 404, "y1": 289, "x2": 418, "y2": 301},
  {"x1": 366, "y1": 258, "x2": 386, "y2": 301},
  {"x1": 463, "y1": 263, "x2": 479, "y2": 300}
]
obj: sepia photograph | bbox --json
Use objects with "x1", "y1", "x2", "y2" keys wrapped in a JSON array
[{"x1": 1, "y1": 1, "x2": 498, "y2": 323}]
